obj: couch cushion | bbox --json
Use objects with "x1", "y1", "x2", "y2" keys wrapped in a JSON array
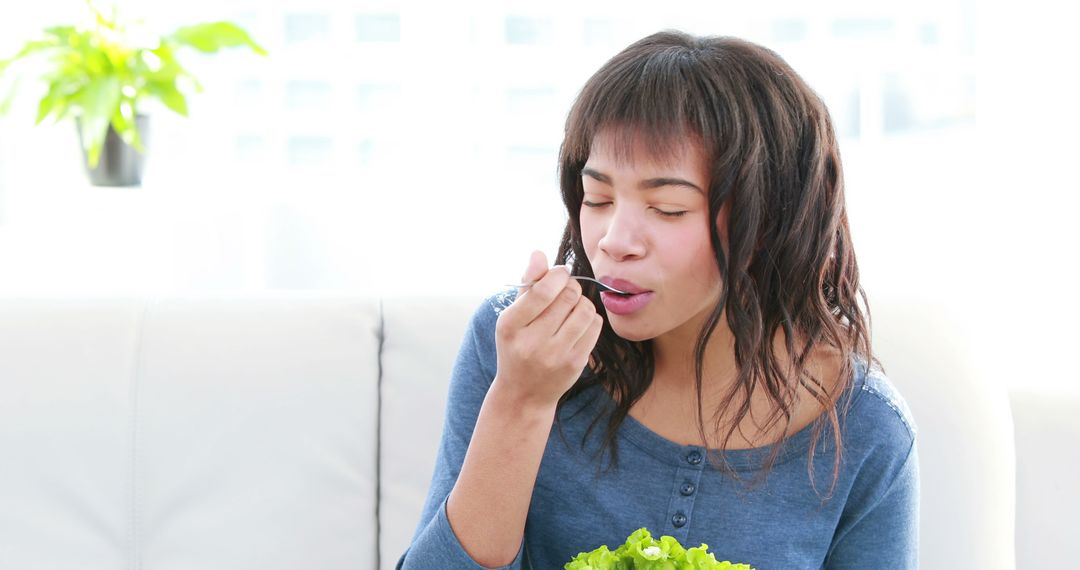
[
  {"x1": 0, "y1": 299, "x2": 143, "y2": 569},
  {"x1": 870, "y1": 295, "x2": 1015, "y2": 569},
  {"x1": 379, "y1": 294, "x2": 486, "y2": 570},
  {"x1": 1011, "y1": 386, "x2": 1080, "y2": 568},
  {"x1": 0, "y1": 295, "x2": 382, "y2": 570}
]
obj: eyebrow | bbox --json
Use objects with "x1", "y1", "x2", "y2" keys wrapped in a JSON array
[{"x1": 581, "y1": 167, "x2": 704, "y2": 194}]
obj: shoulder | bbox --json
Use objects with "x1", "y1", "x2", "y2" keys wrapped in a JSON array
[
  {"x1": 830, "y1": 360, "x2": 920, "y2": 520},
  {"x1": 843, "y1": 359, "x2": 918, "y2": 455},
  {"x1": 459, "y1": 288, "x2": 521, "y2": 376},
  {"x1": 467, "y1": 288, "x2": 519, "y2": 338}
]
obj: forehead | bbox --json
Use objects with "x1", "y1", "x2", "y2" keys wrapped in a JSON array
[{"x1": 585, "y1": 127, "x2": 709, "y2": 178}]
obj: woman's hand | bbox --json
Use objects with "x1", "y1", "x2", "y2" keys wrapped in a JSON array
[{"x1": 493, "y1": 250, "x2": 604, "y2": 409}]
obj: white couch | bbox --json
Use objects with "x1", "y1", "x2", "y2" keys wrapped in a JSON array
[{"x1": 0, "y1": 293, "x2": 1075, "y2": 569}]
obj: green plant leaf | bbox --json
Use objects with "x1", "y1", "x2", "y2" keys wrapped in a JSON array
[
  {"x1": 100, "y1": 39, "x2": 129, "y2": 70},
  {"x1": 168, "y1": 22, "x2": 267, "y2": 56},
  {"x1": 144, "y1": 78, "x2": 188, "y2": 116},
  {"x1": 41, "y1": 26, "x2": 79, "y2": 44},
  {"x1": 35, "y1": 81, "x2": 65, "y2": 123},
  {"x1": 0, "y1": 77, "x2": 21, "y2": 114},
  {"x1": 77, "y1": 75, "x2": 122, "y2": 168},
  {"x1": 110, "y1": 101, "x2": 142, "y2": 152},
  {"x1": 0, "y1": 63, "x2": 37, "y2": 115},
  {"x1": 141, "y1": 43, "x2": 203, "y2": 96},
  {"x1": 33, "y1": 75, "x2": 82, "y2": 123},
  {"x1": 86, "y1": 0, "x2": 118, "y2": 31},
  {"x1": 1, "y1": 36, "x2": 66, "y2": 69},
  {"x1": 81, "y1": 41, "x2": 113, "y2": 78}
]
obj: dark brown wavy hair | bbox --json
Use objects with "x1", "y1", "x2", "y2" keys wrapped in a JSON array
[{"x1": 552, "y1": 30, "x2": 879, "y2": 498}]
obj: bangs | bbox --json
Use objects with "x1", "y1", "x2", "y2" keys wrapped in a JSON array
[{"x1": 561, "y1": 39, "x2": 725, "y2": 170}]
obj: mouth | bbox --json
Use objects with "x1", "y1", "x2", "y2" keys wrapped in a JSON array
[
  {"x1": 598, "y1": 277, "x2": 651, "y2": 296},
  {"x1": 598, "y1": 289, "x2": 655, "y2": 315}
]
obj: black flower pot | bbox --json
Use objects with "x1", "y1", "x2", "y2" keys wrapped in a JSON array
[{"x1": 76, "y1": 114, "x2": 149, "y2": 187}]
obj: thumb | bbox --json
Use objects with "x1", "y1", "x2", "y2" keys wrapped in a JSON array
[{"x1": 521, "y1": 250, "x2": 549, "y2": 285}]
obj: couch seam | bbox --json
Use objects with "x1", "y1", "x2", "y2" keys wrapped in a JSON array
[{"x1": 375, "y1": 298, "x2": 385, "y2": 570}]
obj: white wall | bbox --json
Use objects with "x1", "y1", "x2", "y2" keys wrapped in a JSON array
[{"x1": 7, "y1": 0, "x2": 1069, "y2": 393}]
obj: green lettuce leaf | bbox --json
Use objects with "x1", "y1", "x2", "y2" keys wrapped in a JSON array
[{"x1": 565, "y1": 528, "x2": 754, "y2": 570}]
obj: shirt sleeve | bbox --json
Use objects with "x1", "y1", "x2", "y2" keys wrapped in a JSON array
[
  {"x1": 395, "y1": 297, "x2": 526, "y2": 570},
  {"x1": 824, "y1": 437, "x2": 920, "y2": 569}
]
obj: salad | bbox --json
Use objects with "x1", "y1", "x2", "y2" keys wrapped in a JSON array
[{"x1": 565, "y1": 528, "x2": 754, "y2": 570}]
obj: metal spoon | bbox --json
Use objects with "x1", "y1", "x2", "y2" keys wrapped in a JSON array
[{"x1": 505, "y1": 275, "x2": 631, "y2": 295}]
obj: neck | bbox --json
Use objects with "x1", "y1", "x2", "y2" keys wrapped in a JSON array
[
  {"x1": 650, "y1": 314, "x2": 816, "y2": 401},
  {"x1": 650, "y1": 309, "x2": 736, "y2": 392}
]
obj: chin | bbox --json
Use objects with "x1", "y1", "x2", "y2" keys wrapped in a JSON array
[{"x1": 607, "y1": 319, "x2": 657, "y2": 343}]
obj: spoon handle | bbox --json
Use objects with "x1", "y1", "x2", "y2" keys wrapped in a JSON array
[{"x1": 504, "y1": 275, "x2": 626, "y2": 294}]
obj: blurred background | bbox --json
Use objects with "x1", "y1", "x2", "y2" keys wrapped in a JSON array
[{"x1": 0, "y1": 0, "x2": 1074, "y2": 390}]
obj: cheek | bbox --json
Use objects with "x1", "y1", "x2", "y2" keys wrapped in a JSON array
[
  {"x1": 668, "y1": 223, "x2": 721, "y2": 286},
  {"x1": 579, "y1": 212, "x2": 602, "y2": 253}
]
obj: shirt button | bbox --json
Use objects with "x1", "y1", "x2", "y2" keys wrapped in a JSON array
[
  {"x1": 686, "y1": 450, "x2": 703, "y2": 465},
  {"x1": 672, "y1": 512, "x2": 688, "y2": 528},
  {"x1": 680, "y1": 482, "x2": 696, "y2": 496}
]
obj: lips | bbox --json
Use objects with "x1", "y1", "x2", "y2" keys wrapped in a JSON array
[{"x1": 598, "y1": 277, "x2": 650, "y2": 295}]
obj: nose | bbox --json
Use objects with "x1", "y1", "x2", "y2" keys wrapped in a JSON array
[{"x1": 597, "y1": 204, "x2": 646, "y2": 261}]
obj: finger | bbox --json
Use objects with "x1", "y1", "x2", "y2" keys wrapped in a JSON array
[
  {"x1": 522, "y1": 269, "x2": 575, "y2": 328},
  {"x1": 504, "y1": 250, "x2": 555, "y2": 326},
  {"x1": 571, "y1": 313, "x2": 605, "y2": 360},
  {"x1": 553, "y1": 295, "x2": 597, "y2": 340},
  {"x1": 504, "y1": 263, "x2": 571, "y2": 329},
  {"x1": 517, "y1": 250, "x2": 548, "y2": 293}
]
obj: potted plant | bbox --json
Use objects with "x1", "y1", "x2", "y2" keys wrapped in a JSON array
[{"x1": 0, "y1": 1, "x2": 266, "y2": 186}]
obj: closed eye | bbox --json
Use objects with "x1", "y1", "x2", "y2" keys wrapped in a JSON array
[{"x1": 582, "y1": 201, "x2": 688, "y2": 218}]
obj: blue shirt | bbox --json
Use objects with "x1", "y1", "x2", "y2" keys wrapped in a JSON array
[{"x1": 397, "y1": 291, "x2": 918, "y2": 569}]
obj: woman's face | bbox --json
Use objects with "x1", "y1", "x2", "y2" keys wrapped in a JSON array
[{"x1": 580, "y1": 130, "x2": 729, "y2": 348}]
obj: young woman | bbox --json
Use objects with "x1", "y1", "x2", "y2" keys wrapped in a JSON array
[{"x1": 398, "y1": 30, "x2": 917, "y2": 569}]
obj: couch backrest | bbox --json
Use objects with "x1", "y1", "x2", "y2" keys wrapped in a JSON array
[
  {"x1": 379, "y1": 294, "x2": 486, "y2": 569},
  {"x1": 868, "y1": 296, "x2": 1015, "y2": 569},
  {"x1": 0, "y1": 294, "x2": 1017, "y2": 569},
  {"x1": 1010, "y1": 385, "x2": 1080, "y2": 569},
  {"x1": 0, "y1": 296, "x2": 382, "y2": 570}
]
